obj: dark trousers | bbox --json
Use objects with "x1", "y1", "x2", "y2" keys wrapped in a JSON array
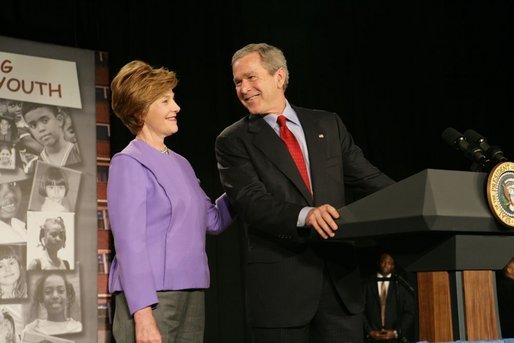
[
  {"x1": 251, "y1": 270, "x2": 364, "y2": 343},
  {"x1": 112, "y1": 290, "x2": 205, "y2": 343}
]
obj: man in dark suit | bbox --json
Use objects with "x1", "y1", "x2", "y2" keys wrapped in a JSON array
[
  {"x1": 363, "y1": 253, "x2": 415, "y2": 342},
  {"x1": 496, "y1": 257, "x2": 514, "y2": 338},
  {"x1": 215, "y1": 42, "x2": 395, "y2": 342}
]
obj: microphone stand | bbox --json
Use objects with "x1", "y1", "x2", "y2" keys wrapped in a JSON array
[{"x1": 393, "y1": 273, "x2": 415, "y2": 294}]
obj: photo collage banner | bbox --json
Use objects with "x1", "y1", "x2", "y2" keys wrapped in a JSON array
[{"x1": 0, "y1": 36, "x2": 97, "y2": 343}]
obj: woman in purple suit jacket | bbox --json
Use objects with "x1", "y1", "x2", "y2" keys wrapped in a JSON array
[{"x1": 108, "y1": 60, "x2": 233, "y2": 343}]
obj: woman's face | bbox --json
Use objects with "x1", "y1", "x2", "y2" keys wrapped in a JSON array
[
  {"x1": 46, "y1": 183, "x2": 66, "y2": 202},
  {"x1": 0, "y1": 257, "x2": 20, "y2": 287},
  {"x1": 42, "y1": 223, "x2": 65, "y2": 251},
  {"x1": 142, "y1": 89, "x2": 180, "y2": 138},
  {"x1": 42, "y1": 274, "x2": 68, "y2": 316}
]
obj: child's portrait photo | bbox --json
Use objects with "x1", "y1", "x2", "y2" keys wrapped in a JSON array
[
  {"x1": 26, "y1": 212, "x2": 74, "y2": 271},
  {"x1": 0, "y1": 116, "x2": 15, "y2": 144},
  {"x1": 27, "y1": 162, "x2": 81, "y2": 213},
  {"x1": 0, "y1": 245, "x2": 27, "y2": 300},
  {"x1": 22, "y1": 270, "x2": 82, "y2": 337},
  {"x1": 0, "y1": 145, "x2": 16, "y2": 171},
  {"x1": 20, "y1": 103, "x2": 81, "y2": 167}
]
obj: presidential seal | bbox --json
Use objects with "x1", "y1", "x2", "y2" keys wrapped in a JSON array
[{"x1": 486, "y1": 161, "x2": 514, "y2": 228}]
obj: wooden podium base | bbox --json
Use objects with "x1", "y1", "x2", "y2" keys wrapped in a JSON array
[{"x1": 417, "y1": 270, "x2": 500, "y2": 341}]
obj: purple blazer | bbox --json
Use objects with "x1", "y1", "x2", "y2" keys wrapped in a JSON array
[{"x1": 107, "y1": 139, "x2": 232, "y2": 314}]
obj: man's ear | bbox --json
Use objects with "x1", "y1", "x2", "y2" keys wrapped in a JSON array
[
  {"x1": 508, "y1": 264, "x2": 514, "y2": 274},
  {"x1": 275, "y1": 67, "x2": 286, "y2": 90}
]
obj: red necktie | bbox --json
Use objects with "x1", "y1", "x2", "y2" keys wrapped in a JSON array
[{"x1": 277, "y1": 115, "x2": 311, "y2": 194}]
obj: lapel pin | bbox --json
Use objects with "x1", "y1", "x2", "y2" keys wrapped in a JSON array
[{"x1": 318, "y1": 133, "x2": 324, "y2": 138}]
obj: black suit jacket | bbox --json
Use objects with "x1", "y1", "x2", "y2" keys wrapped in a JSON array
[
  {"x1": 215, "y1": 105, "x2": 394, "y2": 327},
  {"x1": 496, "y1": 272, "x2": 514, "y2": 338},
  {"x1": 363, "y1": 277, "x2": 416, "y2": 341}
]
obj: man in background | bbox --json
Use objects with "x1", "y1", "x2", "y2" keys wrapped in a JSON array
[
  {"x1": 363, "y1": 253, "x2": 415, "y2": 342},
  {"x1": 497, "y1": 257, "x2": 514, "y2": 338}
]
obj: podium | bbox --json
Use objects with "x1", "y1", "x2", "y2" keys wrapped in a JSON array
[{"x1": 334, "y1": 169, "x2": 514, "y2": 341}]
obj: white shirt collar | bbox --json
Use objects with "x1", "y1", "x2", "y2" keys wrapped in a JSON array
[{"x1": 263, "y1": 100, "x2": 299, "y2": 128}]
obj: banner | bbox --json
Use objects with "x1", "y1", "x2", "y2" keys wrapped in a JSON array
[
  {"x1": 0, "y1": 52, "x2": 82, "y2": 109},
  {"x1": 0, "y1": 35, "x2": 97, "y2": 343}
]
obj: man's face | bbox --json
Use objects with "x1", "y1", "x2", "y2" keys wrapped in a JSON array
[
  {"x1": 378, "y1": 254, "x2": 395, "y2": 276},
  {"x1": 232, "y1": 52, "x2": 286, "y2": 115},
  {"x1": 24, "y1": 107, "x2": 64, "y2": 147}
]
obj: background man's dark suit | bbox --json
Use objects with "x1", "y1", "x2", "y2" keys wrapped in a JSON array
[
  {"x1": 215, "y1": 105, "x2": 394, "y2": 328},
  {"x1": 496, "y1": 264, "x2": 514, "y2": 338},
  {"x1": 363, "y1": 277, "x2": 416, "y2": 342}
]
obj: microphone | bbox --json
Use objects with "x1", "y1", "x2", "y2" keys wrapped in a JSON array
[
  {"x1": 441, "y1": 127, "x2": 491, "y2": 171},
  {"x1": 393, "y1": 273, "x2": 415, "y2": 294},
  {"x1": 464, "y1": 129, "x2": 508, "y2": 165}
]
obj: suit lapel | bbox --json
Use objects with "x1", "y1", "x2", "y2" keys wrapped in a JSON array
[
  {"x1": 372, "y1": 281, "x2": 381, "y2": 303},
  {"x1": 249, "y1": 115, "x2": 313, "y2": 204}
]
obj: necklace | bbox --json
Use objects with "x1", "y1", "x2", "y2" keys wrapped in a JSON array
[{"x1": 161, "y1": 146, "x2": 169, "y2": 154}]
